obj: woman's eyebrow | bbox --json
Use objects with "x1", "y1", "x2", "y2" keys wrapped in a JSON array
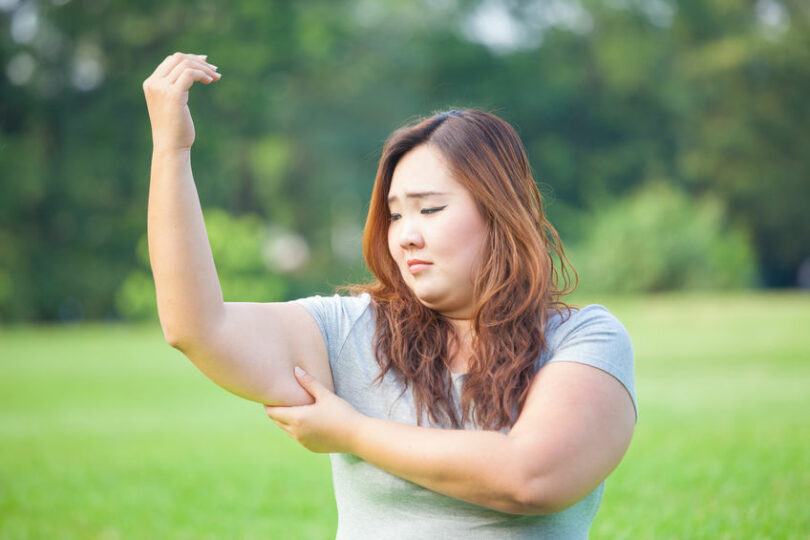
[{"x1": 387, "y1": 191, "x2": 449, "y2": 204}]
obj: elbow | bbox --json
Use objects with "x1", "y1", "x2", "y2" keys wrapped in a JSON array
[
  {"x1": 509, "y1": 487, "x2": 554, "y2": 515},
  {"x1": 508, "y1": 477, "x2": 573, "y2": 516},
  {"x1": 155, "y1": 304, "x2": 224, "y2": 351},
  {"x1": 160, "y1": 320, "x2": 184, "y2": 349},
  {"x1": 159, "y1": 318, "x2": 197, "y2": 352},
  {"x1": 155, "y1": 304, "x2": 186, "y2": 349},
  {"x1": 164, "y1": 333, "x2": 185, "y2": 351}
]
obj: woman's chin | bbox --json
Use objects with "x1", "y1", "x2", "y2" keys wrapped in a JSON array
[
  {"x1": 412, "y1": 290, "x2": 445, "y2": 311},
  {"x1": 414, "y1": 293, "x2": 470, "y2": 319}
]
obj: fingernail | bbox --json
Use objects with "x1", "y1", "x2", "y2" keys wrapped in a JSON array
[
  {"x1": 294, "y1": 366, "x2": 306, "y2": 377},
  {"x1": 208, "y1": 64, "x2": 218, "y2": 70}
]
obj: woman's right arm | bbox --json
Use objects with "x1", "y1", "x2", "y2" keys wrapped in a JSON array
[{"x1": 143, "y1": 53, "x2": 331, "y2": 406}]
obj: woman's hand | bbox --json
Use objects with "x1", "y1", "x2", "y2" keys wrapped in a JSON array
[
  {"x1": 142, "y1": 52, "x2": 220, "y2": 152},
  {"x1": 264, "y1": 367, "x2": 363, "y2": 454}
]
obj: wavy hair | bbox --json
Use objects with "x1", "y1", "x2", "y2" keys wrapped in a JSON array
[{"x1": 351, "y1": 109, "x2": 576, "y2": 430}]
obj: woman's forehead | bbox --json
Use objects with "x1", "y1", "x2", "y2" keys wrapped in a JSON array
[{"x1": 389, "y1": 145, "x2": 463, "y2": 198}]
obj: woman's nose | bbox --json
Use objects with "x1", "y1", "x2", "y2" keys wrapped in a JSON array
[{"x1": 398, "y1": 219, "x2": 425, "y2": 249}]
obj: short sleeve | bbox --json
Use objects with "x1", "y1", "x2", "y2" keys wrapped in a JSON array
[
  {"x1": 293, "y1": 293, "x2": 372, "y2": 373},
  {"x1": 544, "y1": 305, "x2": 638, "y2": 422}
]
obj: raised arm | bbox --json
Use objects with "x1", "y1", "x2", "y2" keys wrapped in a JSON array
[{"x1": 143, "y1": 53, "x2": 331, "y2": 406}]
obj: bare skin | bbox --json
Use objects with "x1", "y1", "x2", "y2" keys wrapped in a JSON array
[
  {"x1": 264, "y1": 138, "x2": 636, "y2": 514},
  {"x1": 144, "y1": 53, "x2": 635, "y2": 515},
  {"x1": 143, "y1": 53, "x2": 332, "y2": 406},
  {"x1": 266, "y1": 360, "x2": 636, "y2": 514}
]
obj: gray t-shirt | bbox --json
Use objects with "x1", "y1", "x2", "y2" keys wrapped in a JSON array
[{"x1": 294, "y1": 293, "x2": 637, "y2": 540}]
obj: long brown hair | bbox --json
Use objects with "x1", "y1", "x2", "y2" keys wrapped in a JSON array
[{"x1": 352, "y1": 109, "x2": 575, "y2": 430}]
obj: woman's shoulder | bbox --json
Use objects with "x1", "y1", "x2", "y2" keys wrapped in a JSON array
[
  {"x1": 294, "y1": 291, "x2": 372, "y2": 309},
  {"x1": 543, "y1": 303, "x2": 637, "y2": 420},
  {"x1": 293, "y1": 292, "x2": 372, "y2": 326},
  {"x1": 292, "y1": 293, "x2": 374, "y2": 359},
  {"x1": 545, "y1": 304, "x2": 628, "y2": 347}
]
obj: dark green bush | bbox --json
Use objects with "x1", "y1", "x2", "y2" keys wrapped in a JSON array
[{"x1": 568, "y1": 182, "x2": 757, "y2": 294}]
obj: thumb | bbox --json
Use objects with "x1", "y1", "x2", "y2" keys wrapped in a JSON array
[{"x1": 294, "y1": 366, "x2": 322, "y2": 399}]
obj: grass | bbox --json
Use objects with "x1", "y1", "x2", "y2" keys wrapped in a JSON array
[
  {"x1": 1, "y1": 292, "x2": 808, "y2": 538},
  {"x1": 579, "y1": 292, "x2": 810, "y2": 539}
]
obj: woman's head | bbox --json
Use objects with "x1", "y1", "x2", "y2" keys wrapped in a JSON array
[
  {"x1": 386, "y1": 143, "x2": 488, "y2": 319},
  {"x1": 365, "y1": 109, "x2": 569, "y2": 325},
  {"x1": 357, "y1": 109, "x2": 575, "y2": 430}
]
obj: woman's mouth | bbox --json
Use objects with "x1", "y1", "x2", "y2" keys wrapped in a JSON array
[{"x1": 407, "y1": 259, "x2": 432, "y2": 274}]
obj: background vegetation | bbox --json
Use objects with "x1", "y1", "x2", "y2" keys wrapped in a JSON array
[{"x1": 1, "y1": 0, "x2": 808, "y2": 322}]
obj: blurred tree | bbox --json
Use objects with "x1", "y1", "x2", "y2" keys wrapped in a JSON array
[
  {"x1": 672, "y1": 0, "x2": 810, "y2": 286},
  {"x1": 0, "y1": 0, "x2": 807, "y2": 321},
  {"x1": 569, "y1": 180, "x2": 756, "y2": 293},
  {"x1": 116, "y1": 209, "x2": 287, "y2": 320}
]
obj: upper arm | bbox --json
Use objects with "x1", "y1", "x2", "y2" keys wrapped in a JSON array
[
  {"x1": 508, "y1": 361, "x2": 636, "y2": 513},
  {"x1": 179, "y1": 301, "x2": 332, "y2": 406}
]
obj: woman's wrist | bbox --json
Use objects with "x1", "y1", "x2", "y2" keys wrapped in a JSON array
[{"x1": 152, "y1": 145, "x2": 192, "y2": 158}]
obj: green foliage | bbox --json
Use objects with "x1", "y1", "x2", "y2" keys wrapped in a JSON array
[
  {"x1": 116, "y1": 209, "x2": 287, "y2": 320},
  {"x1": 1, "y1": 0, "x2": 808, "y2": 321},
  {"x1": 570, "y1": 182, "x2": 756, "y2": 293},
  {"x1": 115, "y1": 270, "x2": 156, "y2": 320}
]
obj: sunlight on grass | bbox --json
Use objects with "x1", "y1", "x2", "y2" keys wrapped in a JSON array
[{"x1": 1, "y1": 292, "x2": 808, "y2": 538}]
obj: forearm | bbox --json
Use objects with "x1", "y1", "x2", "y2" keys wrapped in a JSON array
[
  {"x1": 348, "y1": 416, "x2": 546, "y2": 514},
  {"x1": 147, "y1": 148, "x2": 224, "y2": 347}
]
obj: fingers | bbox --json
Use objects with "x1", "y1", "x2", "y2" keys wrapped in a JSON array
[
  {"x1": 294, "y1": 366, "x2": 321, "y2": 398},
  {"x1": 167, "y1": 58, "x2": 219, "y2": 85},
  {"x1": 171, "y1": 68, "x2": 215, "y2": 93},
  {"x1": 143, "y1": 54, "x2": 221, "y2": 105},
  {"x1": 264, "y1": 405, "x2": 294, "y2": 425},
  {"x1": 154, "y1": 52, "x2": 207, "y2": 78},
  {"x1": 144, "y1": 53, "x2": 220, "y2": 95}
]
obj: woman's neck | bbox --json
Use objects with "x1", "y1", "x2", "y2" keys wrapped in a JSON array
[{"x1": 447, "y1": 317, "x2": 474, "y2": 374}]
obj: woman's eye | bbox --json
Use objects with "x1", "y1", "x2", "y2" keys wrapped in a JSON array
[
  {"x1": 388, "y1": 213, "x2": 401, "y2": 222},
  {"x1": 421, "y1": 205, "x2": 447, "y2": 215}
]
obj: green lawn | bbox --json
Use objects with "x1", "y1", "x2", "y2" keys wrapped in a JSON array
[{"x1": 1, "y1": 293, "x2": 808, "y2": 538}]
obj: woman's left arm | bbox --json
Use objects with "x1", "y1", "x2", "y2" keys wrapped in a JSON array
[{"x1": 265, "y1": 362, "x2": 635, "y2": 515}]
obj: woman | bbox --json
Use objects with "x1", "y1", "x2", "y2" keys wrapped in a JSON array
[{"x1": 144, "y1": 53, "x2": 637, "y2": 539}]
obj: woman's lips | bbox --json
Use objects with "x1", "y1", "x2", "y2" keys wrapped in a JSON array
[{"x1": 407, "y1": 259, "x2": 432, "y2": 274}]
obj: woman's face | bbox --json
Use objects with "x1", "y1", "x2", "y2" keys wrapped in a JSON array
[{"x1": 387, "y1": 144, "x2": 488, "y2": 319}]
